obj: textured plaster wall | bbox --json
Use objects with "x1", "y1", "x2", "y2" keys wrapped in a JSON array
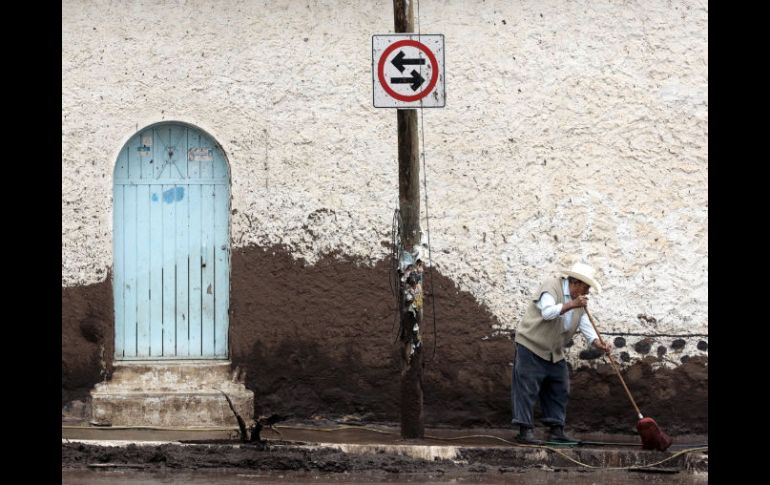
[{"x1": 62, "y1": 0, "x2": 708, "y2": 363}]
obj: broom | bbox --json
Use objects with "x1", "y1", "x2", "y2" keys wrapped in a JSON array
[{"x1": 584, "y1": 308, "x2": 673, "y2": 451}]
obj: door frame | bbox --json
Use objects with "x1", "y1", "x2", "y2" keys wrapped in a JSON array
[{"x1": 110, "y1": 119, "x2": 233, "y2": 361}]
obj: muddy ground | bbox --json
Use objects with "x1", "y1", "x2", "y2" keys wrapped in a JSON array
[
  {"x1": 62, "y1": 244, "x2": 707, "y2": 433},
  {"x1": 61, "y1": 440, "x2": 705, "y2": 475},
  {"x1": 62, "y1": 441, "x2": 458, "y2": 473}
]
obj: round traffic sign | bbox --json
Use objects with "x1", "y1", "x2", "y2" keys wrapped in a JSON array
[{"x1": 377, "y1": 39, "x2": 439, "y2": 102}]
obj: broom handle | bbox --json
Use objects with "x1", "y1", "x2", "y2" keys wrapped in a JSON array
[{"x1": 584, "y1": 307, "x2": 644, "y2": 420}]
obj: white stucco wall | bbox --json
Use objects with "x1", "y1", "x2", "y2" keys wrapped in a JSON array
[{"x1": 62, "y1": 0, "x2": 708, "y2": 342}]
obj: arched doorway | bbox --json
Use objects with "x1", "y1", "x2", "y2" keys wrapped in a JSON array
[{"x1": 113, "y1": 122, "x2": 230, "y2": 359}]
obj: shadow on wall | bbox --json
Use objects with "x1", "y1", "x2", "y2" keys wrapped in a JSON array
[{"x1": 61, "y1": 245, "x2": 707, "y2": 433}]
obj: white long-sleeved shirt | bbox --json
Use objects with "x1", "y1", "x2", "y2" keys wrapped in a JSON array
[{"x1": 536, "y1": 278, "x2": 599, "y2": 345}]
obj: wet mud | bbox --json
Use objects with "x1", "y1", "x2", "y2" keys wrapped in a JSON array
[
  {"x1": 62, "y1": 245, "x2": 707, "y2": 433},
  {"x1": 61, "y1": 440, "x2": 708, "y2": 485},
  {"x1": 61, "y1": 441, "x2": 459, "y2": 474},
  {"x1": 62, "y1": 278, "x2": 114, "y2": 407}
]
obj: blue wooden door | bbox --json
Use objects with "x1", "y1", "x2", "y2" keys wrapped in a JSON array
[{"x1": 113, "y1": 122, "x2": 230, "y2": 359}]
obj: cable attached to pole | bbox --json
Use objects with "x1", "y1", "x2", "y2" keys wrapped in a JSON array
[
  {"x1": 391, "y1": 208, "x2": 403, "y2": 343},
  {"x1": 416, "y1": 0, "x2": 438, "y2": 361}
]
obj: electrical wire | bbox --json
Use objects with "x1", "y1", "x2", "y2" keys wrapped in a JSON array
[
  {"x1": 416, "y1": 0, "x2": 438, "y2": 361},
  {"x1": 63, "y1": 422, "x2": 707, "y2": 471},
  {"x1": 264, "y1": 424, "x2": 707, "y2": 471}
]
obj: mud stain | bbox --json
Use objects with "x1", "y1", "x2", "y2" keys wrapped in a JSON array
[
  {"x1": 62, "y1": 245, "x2": 707, "y2": 433},
  {"x1": 62, "y1": 277, "x2": 114, "y2": 407}
]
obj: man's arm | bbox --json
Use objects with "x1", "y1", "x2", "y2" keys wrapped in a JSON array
[
  {"x1": 578, "y1": 314, "x2": 610, "y2": 352},
  {"x1": 562, "y1": 294, "x2": 589, "y2": 314},
  {"x1": 538, "y1": 293, "x2": 590, "y2": 319},
  {"x1": 536, "y1": 292, "x2": 562, "y2": 320}
]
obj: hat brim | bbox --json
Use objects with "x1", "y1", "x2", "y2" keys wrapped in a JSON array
[{"x1": 564, "y1": 270, "x2": 602, "y2": 294}]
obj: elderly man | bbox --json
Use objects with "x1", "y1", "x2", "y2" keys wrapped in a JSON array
[{"x1": 512, "y1": 262, "x2": 610, "y2": 444}]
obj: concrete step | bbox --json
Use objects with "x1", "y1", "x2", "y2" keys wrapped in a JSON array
[
  {"x1": 91, "y1": 360, "x2": 253, "y2": 427},
  {"x1": 95, "y1": 360, "x2": 242, "y2": 390}
]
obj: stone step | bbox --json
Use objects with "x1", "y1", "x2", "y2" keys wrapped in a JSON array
[
  {"x1": 90, "y1": 360, "x2": 254, "y2": 427},
  {"x1": 91, "y1": 390, "x2": 253, "y2": 427},
  {"x1": 100, "y1": 360, "x2": 243, "y2": 389}
]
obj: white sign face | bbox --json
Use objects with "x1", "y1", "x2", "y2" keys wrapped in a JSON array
[{"x1": 372, "y1": 34, "x2": 445, "y2": 108}]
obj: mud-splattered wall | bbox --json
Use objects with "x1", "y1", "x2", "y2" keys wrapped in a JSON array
[
  {"x1": 62, "y1": 246, "x2": 707, "y2": 432},
  {"x1": 62, "y1": 0, "x2": 707, "y2": 431}
]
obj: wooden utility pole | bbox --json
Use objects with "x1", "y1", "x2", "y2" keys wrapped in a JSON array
[{"x1": 394, "y1": 0, "x2": 424, "y2": 439}]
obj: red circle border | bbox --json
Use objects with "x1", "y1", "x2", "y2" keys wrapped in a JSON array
[{"x1": 377, "y1": 39, "x2": 440, "y2": 102}]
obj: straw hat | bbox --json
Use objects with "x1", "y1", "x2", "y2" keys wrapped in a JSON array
[{"x1": 564, "y1": 262, "x2": 602, "y2": 294}]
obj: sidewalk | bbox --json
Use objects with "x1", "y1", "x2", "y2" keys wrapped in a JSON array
[{"x1": 62, "y1": 419, "x2": 708, "y2": 474}]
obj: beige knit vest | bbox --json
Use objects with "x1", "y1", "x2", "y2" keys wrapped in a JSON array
[{"x1": 514, "y1": 276, "x2": 585, "y2": 363}]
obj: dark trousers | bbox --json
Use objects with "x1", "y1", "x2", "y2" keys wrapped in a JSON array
[{"x1": 511, "y1": 342, "x2": 569, "y2": 428}]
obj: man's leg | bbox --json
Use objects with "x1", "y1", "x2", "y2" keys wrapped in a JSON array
[
  {"x1": 511, "y1": 343, "x2": 546, "y2": 443},
  {"x1": 538, "y1": 359, "x2": 575, "y2": 442}
]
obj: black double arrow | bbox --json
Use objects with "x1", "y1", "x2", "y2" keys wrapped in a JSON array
[{"x1": 390, "y1": 50, "x2": 426, "y2": 91}]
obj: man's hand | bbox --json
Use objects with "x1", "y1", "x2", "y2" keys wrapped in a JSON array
[
  {"x1": 572, "y1": 295, "x2": 589, "y2": 308},
  {"x1": 561, "y1": 295, "x2": 589, "y2": 314},
  {"x1": 593, "y1": 339, "x2": 610, "y2": 354}
]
